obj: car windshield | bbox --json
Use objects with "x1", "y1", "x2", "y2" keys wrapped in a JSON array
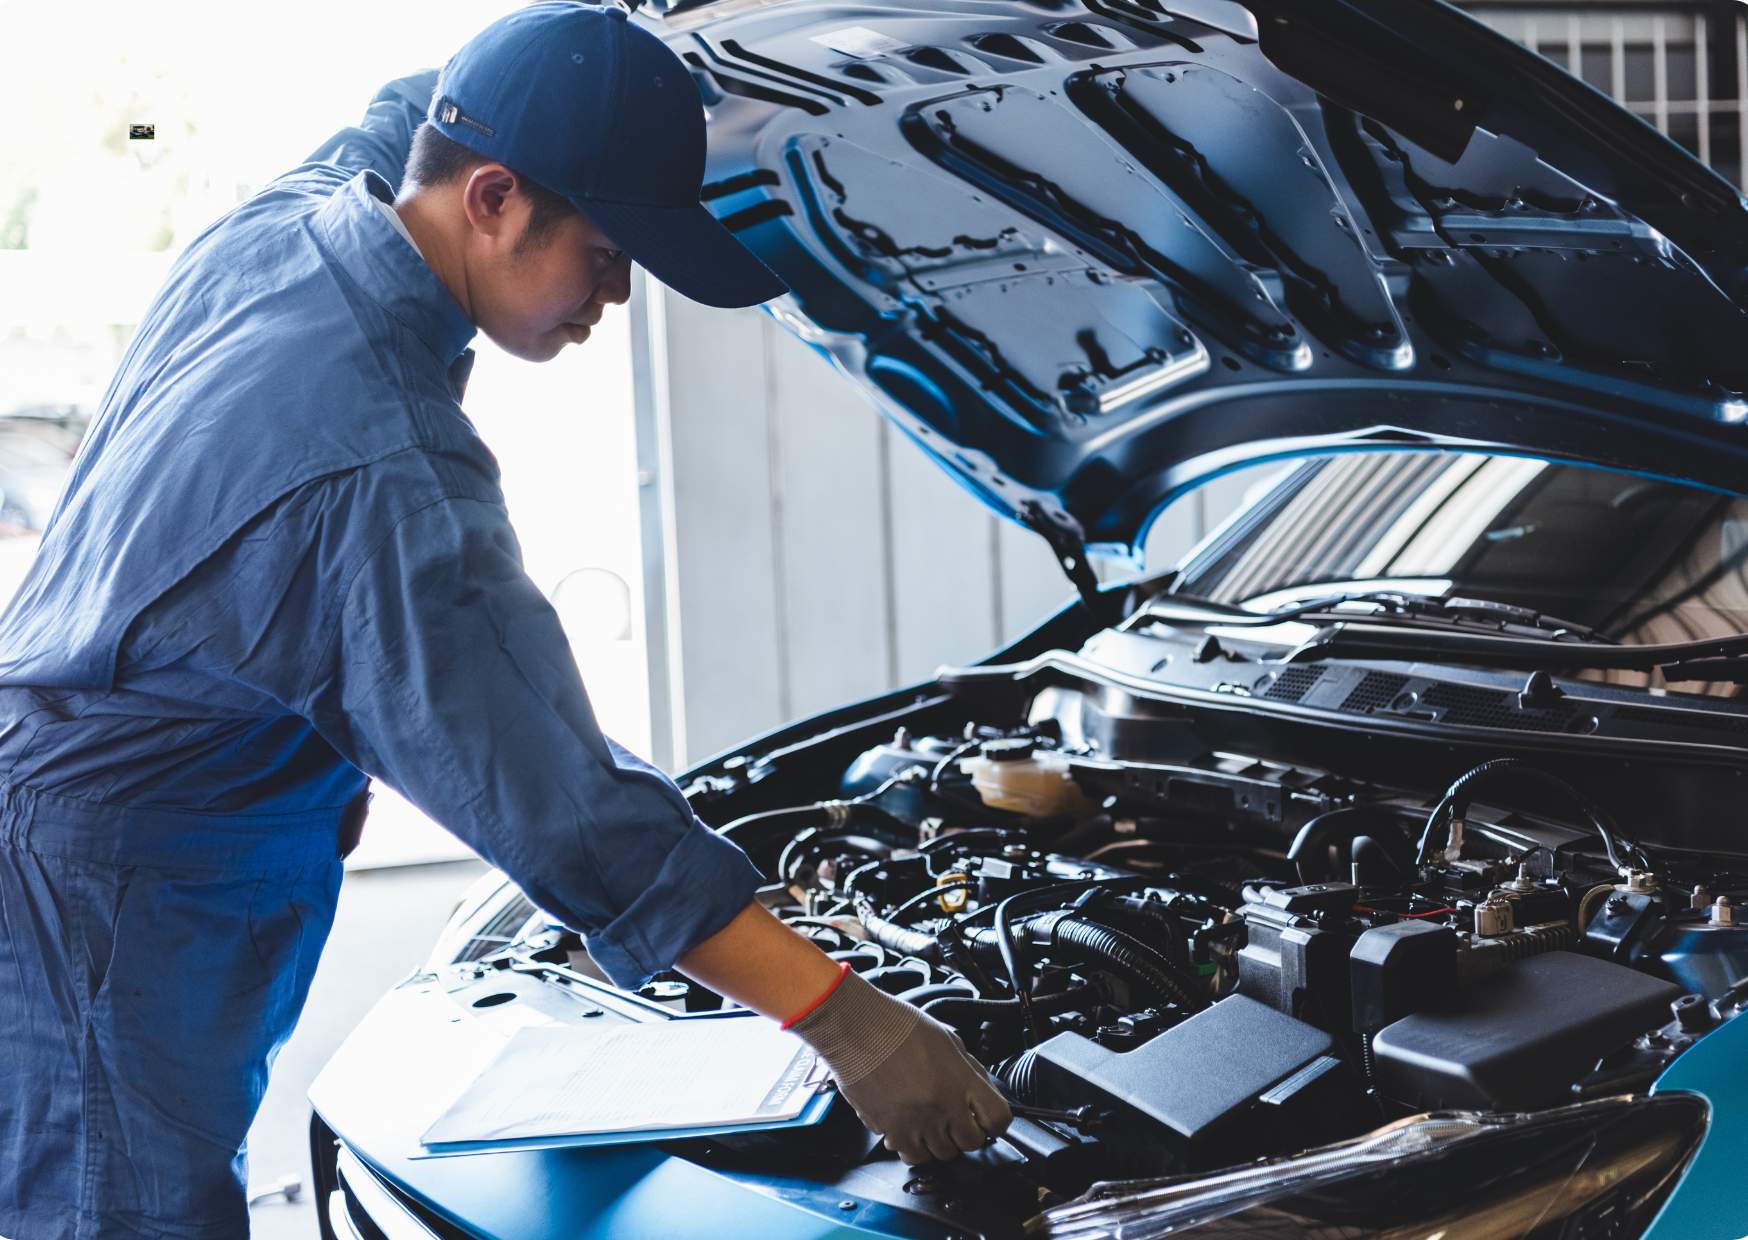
[{"x1": 1171, "y1": 451, "x2": 1748, "y2": 696}]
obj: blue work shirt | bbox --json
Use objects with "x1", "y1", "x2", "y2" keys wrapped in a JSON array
[{"x1": 0, "y1": 71, "x2": 762, "y2": 990}]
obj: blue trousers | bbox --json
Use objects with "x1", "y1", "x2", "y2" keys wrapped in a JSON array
[{"x1": 0, "y1": 785, "x2": 342, "y2": 1238}]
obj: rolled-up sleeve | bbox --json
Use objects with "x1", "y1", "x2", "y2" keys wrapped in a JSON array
[{"x1": 303, "y1": 495, "x2": 763, "y2": 987}]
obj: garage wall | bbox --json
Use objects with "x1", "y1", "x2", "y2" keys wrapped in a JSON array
[
  {"x1": 634, "y1": 282, "x2": 1257, "y2": 768},
  {"x1": 637, "y1": 283, "x2": 1063, "y2": 765}
]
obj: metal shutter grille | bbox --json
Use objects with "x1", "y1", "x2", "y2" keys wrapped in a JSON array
[{"x1": 1469, "y1": 2, "x2": 1748, "y2": 188}]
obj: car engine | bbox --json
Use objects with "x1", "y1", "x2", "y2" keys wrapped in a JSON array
[
  {"x1": 637, "y1": 699, "x2": 1746, "y2": 1205},
  {"x1": 441, "y1": 645, "x2": 1748, "y2": 1232}
]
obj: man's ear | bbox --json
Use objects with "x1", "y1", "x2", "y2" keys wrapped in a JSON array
[{"x1": 459, "y1": 163, "x2": 524, "y2": 244}]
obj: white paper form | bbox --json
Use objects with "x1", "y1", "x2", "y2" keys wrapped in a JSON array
[{"x1": 421, "y1": 1017, "x2": 821, "y2": 1146}]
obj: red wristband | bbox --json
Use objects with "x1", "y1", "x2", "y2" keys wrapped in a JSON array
[{"x1": 781, "y1": 961, "x2": 852, "y2": 1029}]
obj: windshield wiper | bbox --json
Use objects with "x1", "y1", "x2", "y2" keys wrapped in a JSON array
[
  {"x1": 1144, "y1": 588, "x2": 1748, "y2": 678},
  {"x1": 1659, "y1": 656, "x2": 1748, "y2": 683},
  {"x1": 1142, "y1": 589, "x2": 1612, "y2": 644},
  {"x1": 1312, "y1": 592, "x2": 1610, "y2": 643}
]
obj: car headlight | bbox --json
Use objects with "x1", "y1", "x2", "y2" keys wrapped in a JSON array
[
  {"x1": 423, "y1": 871, "x2": 541, "y2": 969},
  {"x1": 1028, "y1": 1094, "x2": 1708, "y2": 1239}
]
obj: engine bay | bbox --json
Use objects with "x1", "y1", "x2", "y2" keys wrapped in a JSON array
[
  {"x1": 711, "y1": 716, "x2": 1740, "y2": 1143},
  {"x1": 442, "y1": 600, "x2": 1748, "y2": 1235}
]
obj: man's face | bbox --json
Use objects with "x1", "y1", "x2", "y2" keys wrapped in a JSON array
[{"x1": 463, "y1": 170, "x2": 634, "y2": 362}]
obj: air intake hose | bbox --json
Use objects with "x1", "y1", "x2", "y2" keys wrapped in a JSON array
[
  {"x1": 965, "y1": 913, "x2": 1207, "y2": 1012},
  {"x1": 920, "y1": 985, "x2": 1098, "y2": 1033},
  {"x1": 1047, "y1": 915, "x2": 1208, "y2": 1012},
  {"x1": 999, "y1": 1047, "x2": 1044, "y2": 1104}
]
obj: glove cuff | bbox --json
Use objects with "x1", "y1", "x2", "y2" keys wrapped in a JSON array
[
  {"x1": 787, "y1": 967, "x2": 919, "y2": 1088},
  {"x1": 781, "y1": 961, "x2": 851, "y2": 1029}
]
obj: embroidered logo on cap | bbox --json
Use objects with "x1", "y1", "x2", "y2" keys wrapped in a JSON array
[{"x1": 437, "y1": 98, "x2": 496, "y2": 138}]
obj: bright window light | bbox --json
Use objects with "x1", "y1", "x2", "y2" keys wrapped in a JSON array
[{"x1": 0, "y1": 2, "x2": 653, "y2": 865}]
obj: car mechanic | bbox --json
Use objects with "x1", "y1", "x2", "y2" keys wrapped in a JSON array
[{"x1": 0, "y1": 5, "x2": 1012, "y2": 1236}]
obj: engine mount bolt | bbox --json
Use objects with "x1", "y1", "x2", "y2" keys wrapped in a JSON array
[
  {"x1": 1712, "y1": 896, "x2": 1735, "y2": 927},
  {"x1": 1673, "y1": 994, "x2": 1714, "y2": 1032}
]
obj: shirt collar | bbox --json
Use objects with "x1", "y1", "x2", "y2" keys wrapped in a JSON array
[
  {"x1": 370, "y1": 194, "x2": 425, "y2": 260},
  {"x1": 315, "y1": 170, "x2": 477, "y2": 368}
]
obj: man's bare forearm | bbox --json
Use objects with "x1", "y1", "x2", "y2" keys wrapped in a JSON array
[{"x1": 673, "y1": 900, "x2": 844, "y2": 1021}]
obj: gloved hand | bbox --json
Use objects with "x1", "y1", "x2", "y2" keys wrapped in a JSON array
[{"x1": 788, "y1": 968, "x2": 1014, "y2": 1164}]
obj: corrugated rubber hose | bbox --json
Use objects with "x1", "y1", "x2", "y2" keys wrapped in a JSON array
[{"x1": 964, "y1": 913, "x2": 1208, "y2": 1012}]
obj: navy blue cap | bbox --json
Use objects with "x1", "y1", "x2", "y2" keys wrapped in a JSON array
[{"x1": 428, "y1": 1, "x2": 787, "y2": 309}]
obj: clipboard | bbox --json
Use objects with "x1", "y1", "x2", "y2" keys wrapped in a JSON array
[
  {"x1": 411, "y1": 1015, "x2": 837, "y2": 1159},
  {"x1": 411, "y1": 1085, "x2": 836, "y2": 1158}
]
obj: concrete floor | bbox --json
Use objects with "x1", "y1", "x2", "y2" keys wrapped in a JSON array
[{"x1": 245, "y1": 859, "x2": 489, "y2": 1240}]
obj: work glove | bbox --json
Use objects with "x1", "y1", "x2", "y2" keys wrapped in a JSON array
[{"x1": 788, "y1": 968, "x2": 1014, "y2": 1164}]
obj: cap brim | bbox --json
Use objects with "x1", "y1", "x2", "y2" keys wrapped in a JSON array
[{"x1": 578, "y1": 198, "x2": 788, "y2": 310}]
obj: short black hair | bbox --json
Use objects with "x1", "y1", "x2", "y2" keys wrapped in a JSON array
[{"x1": 403, "y1": 122, "x2": 578, "y2": 252}]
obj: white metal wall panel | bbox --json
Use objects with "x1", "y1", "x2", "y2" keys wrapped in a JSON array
[
  {"x1": 659, "y1": 292, "x2": 788, "y2": 761},
  {"x1": 653, "y1": 286, "x2": 1092, "y2": 763},
  {"x1": 765, "y1": 312, "x2": 894, "y2": 723},
  {"x1": 998, "y1": 518, "x2": 1076, "y2": 644},
  {"x1": 884, "y1": 420, "x2": 1005, "y2": 684}
]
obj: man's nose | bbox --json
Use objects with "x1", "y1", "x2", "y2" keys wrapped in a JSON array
[{"x1": 596, "y1": 257, "x2": 632, "y2": 307}]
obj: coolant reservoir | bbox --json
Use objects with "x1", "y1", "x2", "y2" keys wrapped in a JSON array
[{"x1": 959, "y1": 739, "x2": 1095, "y2": 817}]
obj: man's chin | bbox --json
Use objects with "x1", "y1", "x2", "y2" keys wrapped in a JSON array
[
  {"x1": 536, "y1": 324, "x2": 591, "y2": 359},
  {"x1": 491, "y1": 332, "x2": 573, "y2": 363}
]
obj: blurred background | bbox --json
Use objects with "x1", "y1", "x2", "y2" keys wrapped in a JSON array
[{"x1": 0, "y1": 0, "x2": 650, "y2": 864}]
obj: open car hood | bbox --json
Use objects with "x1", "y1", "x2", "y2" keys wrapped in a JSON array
[{"x1": 646, "y1": 0, "x2": 1748, "y2": 566}]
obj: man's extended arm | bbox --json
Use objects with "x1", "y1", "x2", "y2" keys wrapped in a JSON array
[
  {"x1": 284, "y1": 71, "x2": 437, "y2": 193},
  {"x1": 305, "y1": 492, "x2": 764, "y2": 987},
  {"x1": 300, "y1": 488, "x2": 1010, "y2": 1161}
]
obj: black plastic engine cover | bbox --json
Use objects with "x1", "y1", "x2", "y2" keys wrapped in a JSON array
[
  {"x1": 1031, "y1": 994, "x2": 1344, "y2": 1162},
  {"x1": 1350, "y1": 920, "x2": 1458, "y2": 1032},
  {"x1": 1371, "y1": 951, "x2": 1683, "y2": 1110}
]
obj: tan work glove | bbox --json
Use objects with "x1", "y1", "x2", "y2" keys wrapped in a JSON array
[{"x1": 788, "y1": 968, "x2": 1014, "y2": 1164}]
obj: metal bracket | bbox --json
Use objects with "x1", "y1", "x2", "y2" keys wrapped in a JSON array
[{"x1": 1021, "y1": 503, "x2": 1101, "y2": 612}]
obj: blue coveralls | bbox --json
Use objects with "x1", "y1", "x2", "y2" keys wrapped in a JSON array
[{"x1": 0, "y1": 72, "x2": 762, "y2": 1238}]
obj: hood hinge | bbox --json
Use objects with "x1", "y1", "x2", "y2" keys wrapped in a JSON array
[{"x1": 1022, "y1": 503, "x2": 1102, "y2": 612}]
